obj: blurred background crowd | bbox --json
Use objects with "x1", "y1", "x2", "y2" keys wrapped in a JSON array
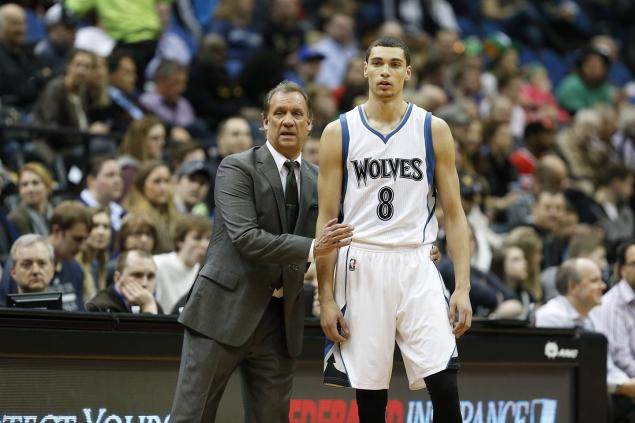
[{"x1": 0, "y1": 0, "x2": 634, "y2": 323}]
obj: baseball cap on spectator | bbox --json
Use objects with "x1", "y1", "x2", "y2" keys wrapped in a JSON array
[
  {"x1": 177, "y1": 160, "x2": 211, "y2": 180},
  {"x1": 436, "y1": 103, "x2": 470, "y2": 126},
  {"x1": 44, "y1": 3, "x2": 79, "y2": 28},
  {"x1": 298, "y1": 46, "x2": 325, "y2": 62}
]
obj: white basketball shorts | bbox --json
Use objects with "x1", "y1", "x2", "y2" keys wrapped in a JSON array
[{"x1": 323, "y1": 243, "x2": 458, "y2": 390}]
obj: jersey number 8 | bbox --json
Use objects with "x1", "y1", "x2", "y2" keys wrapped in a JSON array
[{"x1": 377, "y1": 187, "x2": 394, "y2": 221}]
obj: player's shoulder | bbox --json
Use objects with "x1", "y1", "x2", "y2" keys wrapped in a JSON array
[{"x1": 321, "y1": 119, "x2": 343, "y2": 140}]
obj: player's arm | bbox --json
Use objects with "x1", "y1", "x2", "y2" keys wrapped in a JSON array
[
  {"x1": 432, "y1": 116, "x2": 472, "y2": 338},
  {"x1": 316, "y1": 120, "x2": 351, "y2": 342}
]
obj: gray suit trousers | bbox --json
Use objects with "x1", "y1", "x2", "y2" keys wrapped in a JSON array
[{"x1": 170, "y1": 297, "x2": 295, "y2": 422}]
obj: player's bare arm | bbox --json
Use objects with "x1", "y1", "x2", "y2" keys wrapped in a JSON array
[
  {"x1": 432, "y1": 116, "x2": 472, "y2": 338},
  {"x1": 316, "y1": 120, "x2": 352, "y2": 343}
]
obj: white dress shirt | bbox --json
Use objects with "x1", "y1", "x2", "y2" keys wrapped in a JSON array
[{"x1": 265, "y1": 142, "x2": 315, "y2": 297}]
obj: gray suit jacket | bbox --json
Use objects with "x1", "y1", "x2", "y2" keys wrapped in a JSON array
[{"x1": 179, "y1": 145, "x2": 317, "y2": 357}]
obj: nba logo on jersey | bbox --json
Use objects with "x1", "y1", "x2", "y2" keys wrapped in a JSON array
[{"x1": 348, "y1": 258, "x2": 357, "y2": 271}]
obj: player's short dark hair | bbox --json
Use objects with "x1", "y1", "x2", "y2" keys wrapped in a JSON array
[
  {"x1": 262, "y1": 81, "x2": 312, "y2": 119},
  {"x1": 365, "y1": 37, "x2": 411, "y2": 66}
]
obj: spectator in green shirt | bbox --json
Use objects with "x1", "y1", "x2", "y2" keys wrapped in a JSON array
[
  {"x1": 555, "y1": 45, "x2": 615, "y2": 114},
  {"x1": 65, "y1": 0, "x2": 172, "y2": 88}
]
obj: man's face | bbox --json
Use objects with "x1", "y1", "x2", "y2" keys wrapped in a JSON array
[
  {"x1": 115, "y1": 254, "x2": 157, "y2": 294},
  {"x1": 328, "y1": 14, "x2": 353, "y2": 45},
  {"x1": 263, "y1": 91, "x2": 312, "y2": 159},
  {"x1": 157, "y1": 70, "x2": 187, "y2": 103},
  {"x1": 91, "y1": 159, "x2": 123, "y2": 203},
  {"x1": 67, "y1": 52, "x2": 94, "y2": 87},
  {"x1": 302, "y1": 138, "x2": 320, "y2": 165},
  {"x1": 364, "y1": 46, "x2": 411, "y2": 100},
  {"x1": 571, "y1": 259, "x2": 605, "y2": 309},
  {"x1": 54, "y1": 222, "x2": 89, "y2": 261},
  {"x1": 620, "y1": 245, "x2": 635, "y2": 287},
  {"x1": 111, "y1": 57, "x2": 137, "y2": 94},
  {"x1": 48, "y1": 24, "x2": 76, "y2": 50},
  {"x1": 176, "y1": 173, "x2": 209, "y2": 206},
  {"x1": 533, "y1": 192, "x2": 565, "y2": 232},
  {"x1": 178, "y1": 230, "x2": 210, "y2": 264},
  {"x1": 218, "y1": 118, "x2": 253, "y2": 157},
  {"x1": 11, "y1": 242, "x2": 54, "y2": 293},
  {"x1": 1, "y1": 7, "x2": 26, "y2": 47}
]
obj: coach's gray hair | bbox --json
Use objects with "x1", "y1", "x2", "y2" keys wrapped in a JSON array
[
  {"x1": 262, "y1": 81, "x2": 313, "y2": 119},
  {"x1": 555, "y1": 259, "x2": 582, "y2": 295},
  {"x1": 10, "y1": 234, "x2": 54, "y2": 263}
]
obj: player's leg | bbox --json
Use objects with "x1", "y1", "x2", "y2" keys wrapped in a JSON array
[
  {"x1": 396, "y1": 246, "x2": 461, "y2": 420},
  {"x1": 170, "y1": 327, "x2": 242, "y2": 422},
  {"x1": 356, "y1": 389, "x2": 388, "y2": 422},
  {"x1": 423, "y1": 369, "x2": 462, "y2": 423}
]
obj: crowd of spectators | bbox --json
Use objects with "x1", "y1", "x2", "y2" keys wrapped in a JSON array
[{"x1": 1, "y1": 0, "x2": 635, "y2": 418}]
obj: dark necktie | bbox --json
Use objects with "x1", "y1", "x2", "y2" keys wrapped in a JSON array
[{"x1": 284, "y1": 160, "x2": 299, "y2": 234}]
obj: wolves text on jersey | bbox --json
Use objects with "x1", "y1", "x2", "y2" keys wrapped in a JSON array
[{"x1": 351, "y1": 157, "x2": 424, "y2": 187}]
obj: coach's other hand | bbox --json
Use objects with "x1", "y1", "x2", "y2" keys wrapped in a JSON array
[
  {"x1": 448, "y1": 288, "x2": 472, "y2": 338},
  {"x1": 320, "y1": 299, "x2": 349, "y2": 342},
  {"x1": 314, "y1": 218, "x2": 353, "y2": 259}
]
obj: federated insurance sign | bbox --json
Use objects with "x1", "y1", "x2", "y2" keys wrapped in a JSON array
[{"x1": 1, "y1": 399, "x2": 558, "y2": 423}]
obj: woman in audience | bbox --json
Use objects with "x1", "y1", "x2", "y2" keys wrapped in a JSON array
[
  {"x1": 106, "y1": 213, "x2": 160, "y2": 286},
  {"x1": 490, "y1": 243, "x2": 537, "y2": 320},
  {"x1": 124, "y1": 161, "x2": 178, "y2": 253},
  {"x1": 77, "y1": 207, "x2": 111, "y2": 302},
  {"x1": 504, "y1": 225, "x2": 545, "y2": 302},
  {"x1": 9, "y1": 162, "x2": 55, "y2": 236},
  {"x1": 118, "y1": 115, "x2": 166, "y2": 199}
]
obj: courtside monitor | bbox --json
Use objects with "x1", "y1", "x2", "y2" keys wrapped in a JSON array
[{"x1": 7, "y1": 291, "x2": 63, "y2": 310}]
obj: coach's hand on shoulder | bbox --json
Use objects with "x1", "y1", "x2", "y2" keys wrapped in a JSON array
[
  {"x1": 314, "y1": 218, "x2": 353, "y2": 259},
  {"x1": 448, "y1": 288, "x2": 471, "y2": 338},
  {"x1": 320, "y1": 299, "x2": 349, "y2": 342},
  {"x1": 430, "y1": 245, "x2": 440, "y2": 264}
]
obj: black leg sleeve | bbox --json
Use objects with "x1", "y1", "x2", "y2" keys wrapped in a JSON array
[
  {"x1": 356, "y1": 389, "x2": 388, "y2": 423},
  {"x1": 424, "y1": 369, "x2": 462, "y2": 423}
]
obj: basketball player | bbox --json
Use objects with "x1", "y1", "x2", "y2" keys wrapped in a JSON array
[{"x1": 316, "y1": 37, "x2": 472, "y2": 422}]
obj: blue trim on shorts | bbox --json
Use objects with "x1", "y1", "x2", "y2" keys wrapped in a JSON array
[{"x1": 338, "y1": 113, "x2": 349, "y2": 223}]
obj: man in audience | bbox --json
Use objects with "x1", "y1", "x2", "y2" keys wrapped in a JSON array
[
  {"x1": 0, "y1": 201, "x2": 91, "y2": 311},
  {"x1": 154, "y1": 215, "x2": 211, "y2": 314},
  {"x1": 87, "y1": 249, "x2": 160, "y2": 314},
  {"x1": 3, "y1": 234, "x2": 55, "y2": 304},
  {"x1": 140, "y1": 59, "x2": 195, "y2": 128},
  {"x1": 80, "y1": 155, "x2": 126, "y2": 232},
  {"x1": 208, "y1": 116, "x2": 254, "y2": 213},
  {"x1": 34, "y1": 3, "x2": 78, "y2": 78},
  {"x1": 173, "y1": 160, "x2": 211, "y2": 217},
  {"x1": 556, "y1": 108, "x2": 603, "y2": 196},
  {"x1": 0, "y1": 3, "x2": 47, "y2": 110},
  {"x1": 33, "y1": 48, "x2": 106, "y2": 158},
  {"x1": 312, "y1": 13, "x2": 358, "y2": 89},
  {"x1": 537, "y1": 258, "x2": 635, "y2": 422},
  {"x1": 106, "y1": 49, "x2": 143, "y2": 134}
]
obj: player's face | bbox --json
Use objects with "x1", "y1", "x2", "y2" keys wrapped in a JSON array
[
  {"x1": 263, "y1": 91, "x2": 312, "y2": 160},
  {"x1": 364, "y1": 46, "x2": 411, "y2": 99}
]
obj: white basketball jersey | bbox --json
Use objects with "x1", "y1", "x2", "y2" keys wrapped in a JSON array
[{"x1": 339, "y1": 103, "x2": 438, "y2": 247}]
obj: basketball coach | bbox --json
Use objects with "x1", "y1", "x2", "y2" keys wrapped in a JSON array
[{"x1": 169, "y1": 81, "x2": 354, "y2": 422}]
